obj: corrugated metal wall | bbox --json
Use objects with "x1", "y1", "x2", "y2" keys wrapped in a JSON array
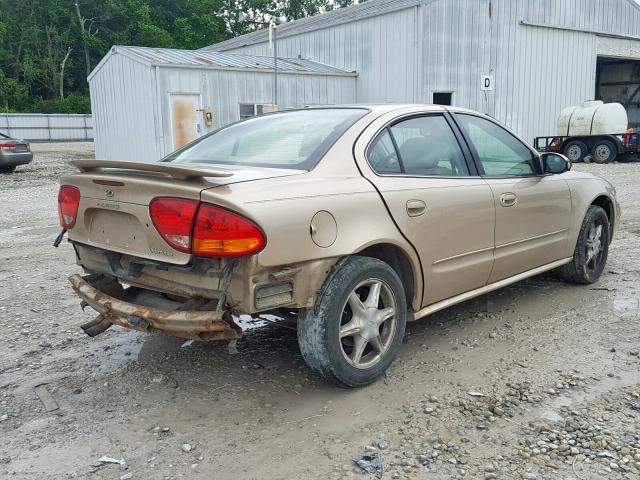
[
  {"x1": 521, "y1": 0, "x2": 640, "y2": 36},
  {"x1": 225, "y1": 7, "x2": 419, "y2": 103},
  {"x1": 89, "y1": 52, "x2": 159, "y2": 161},
  {"x1": 156, "y1": 67, "x2": 356, "y2": 156},
  {"x1": 221, "y1": 0, "x2": 640, "y2": 143},
  {"x1": 0, "y1": 114, "x2": 93, "y2": 141}
]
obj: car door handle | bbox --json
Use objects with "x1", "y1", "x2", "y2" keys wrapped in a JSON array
[
  {"x1": 406, "y1": 199, "x2": 426, "y2": 217},
  {"x1": 500, "y1": 192, "x2": 518, "y2": 207}
]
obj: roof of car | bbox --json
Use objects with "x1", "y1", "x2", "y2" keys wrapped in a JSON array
[{"x1": 301, "y1": 104, "x2": 450, "y2": 114}]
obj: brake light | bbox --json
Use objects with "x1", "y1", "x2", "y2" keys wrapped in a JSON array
[
  {"x1": 58, "y1": 186, "x2": 81, "y2": 229},
  {"x1": 193, "y1": 205, "x2": 266, "y2": 256},
  {"x1": 149, "y1": 198, "x2": 199, "y2": 253},
  {"x1": 0, "y1": 144, "x2": 16, "y2": 150},
  {"x1": 149, "y1": 198, "x2": 266, "y2": 256}
]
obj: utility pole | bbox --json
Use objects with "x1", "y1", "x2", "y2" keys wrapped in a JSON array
[
  {"x1": 240, "y1": 12, "x2": 286, "y2": 108},
  {"x1": 272, "y1": 22, "x2": 278, "y2": 106}
]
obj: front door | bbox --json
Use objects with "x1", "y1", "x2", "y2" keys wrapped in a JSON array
[
  {"x1": 364, "y1": 113, "x2": 496, "y2": 306},
  {"x1": 453, "y1": 113, "x2": 572, "y2": 282},
  {"x1": 169, "y1": 93, "x2": 202, "y2": 151}
]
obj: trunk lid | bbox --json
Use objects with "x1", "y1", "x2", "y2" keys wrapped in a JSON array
[{"x1": 62, "y1": 160, "x2": 303, "y2": 265}]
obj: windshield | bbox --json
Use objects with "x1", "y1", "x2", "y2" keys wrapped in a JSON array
[{"x1": 164, "y1": 108, "x2": 367, "y2": 170}]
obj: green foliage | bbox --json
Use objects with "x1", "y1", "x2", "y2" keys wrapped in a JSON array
[
  {"x1": 0, "y1": 0, "x2": 358, "y2": 113},
  {"x1": 35, "y1": 93, "x2": 91, "y2": 114},
  {"x1": 0, "y1": 69, "x2": 29, "y2": 109}
]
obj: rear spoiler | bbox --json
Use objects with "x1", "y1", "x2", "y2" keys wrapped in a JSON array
[{"x1": 69, "y1": 160, "x2": 233, "y2": 180}]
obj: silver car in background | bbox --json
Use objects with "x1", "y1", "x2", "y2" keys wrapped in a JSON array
[{"x1": 0, "y1": 131, "x2": 33, "y2": 173}]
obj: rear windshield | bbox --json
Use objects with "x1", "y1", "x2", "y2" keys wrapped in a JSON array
[{"x1": 164, "y1": 108, "x2": 367, "y2": 170}]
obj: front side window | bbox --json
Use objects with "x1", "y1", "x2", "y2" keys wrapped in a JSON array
[
  {"x1": 368, "y1": 115, "x2": 470, "y2": 176},
  {"x1": 164, "y1": 108, "x2": 367, "y2": 170},
  {"x1": 455, "y1": 114, "x2": 538, "y2": 176}
]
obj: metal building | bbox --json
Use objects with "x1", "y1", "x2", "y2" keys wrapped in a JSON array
[
  {"x1": 204, "y1": 0, "x2": 640, "y2": 144},
  {"x1": 88, "y1": 46, "x2": 357, "y2": 161}
]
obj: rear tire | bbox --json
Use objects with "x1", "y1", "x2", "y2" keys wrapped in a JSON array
[
  {"x1": 0, "y1": 166, "x2": 16, "y2": 173},
  {"x1": 556, "y1": 205, "x2": 609, "y2": 284},
  {"x1": 297, "y1": 256, "x2": 407, "y2": 388},
  {"x1": 563, "y1": 140, "x2": 588, "y2": 163},
  {"x1": 591, "y1": 140, "x2": 617, "y2": 164}
]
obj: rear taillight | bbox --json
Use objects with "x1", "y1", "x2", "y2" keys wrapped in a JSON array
[
  {"x1": 149, "y1": 198, "x2": 266, "y2": 257},
  {"x1": 193, "y1": 204, "x2": 265, "y2": 256},
  {"x1": 58, "y1": 186, "x2": 81, "y2": 229},
  {"x1": 0, "y1": 144, "x2": 16, "y2": 150},
  {"x1": 149, "y1": 198, "x2": 199, "y2": 253}
]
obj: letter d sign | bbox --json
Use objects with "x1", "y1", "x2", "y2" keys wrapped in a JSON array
[{"x1": 480, "y1": 75, "x2": 493, "y2": 91}]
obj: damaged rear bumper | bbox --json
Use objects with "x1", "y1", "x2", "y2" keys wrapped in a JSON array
[{"x1": 69, "y1": 274, "x2": 242, "y2": 341}]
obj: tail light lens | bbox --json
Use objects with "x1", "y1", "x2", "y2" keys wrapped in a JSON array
[
  {"x1": 193, "y1": 205, "x2": 266, "y2": 256},
  {"x1": 149, "y1": 198, "x2": 266, "y2": 257},
  {"x1": 58, "y1": 186, "x2": 81, "y2": 229},
  {"x1": 0, "y1": 144, "x2": 17, "y2": 150},
  {"x1": 149, "y1": 198, "x2": 199, "y2": 253}
]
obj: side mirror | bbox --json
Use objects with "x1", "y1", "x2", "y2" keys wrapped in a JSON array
[{"x1": 541, "y1": 152, "x2": 571, "y2": 174}]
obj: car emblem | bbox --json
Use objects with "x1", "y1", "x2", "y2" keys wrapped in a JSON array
[{"x1": 105, "y1": 189, "x2": 115, "y2": 198}]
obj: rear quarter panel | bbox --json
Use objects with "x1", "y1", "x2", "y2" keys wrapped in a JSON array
[{"x1": 200, "y1": 175, "x2": 422, "y2": 310}]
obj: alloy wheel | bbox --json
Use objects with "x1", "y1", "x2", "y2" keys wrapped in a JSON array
[
  {"x1": 585, "y1": 221, "x2": 604, "y2": 272},
  {"x1": 339, "y1": 279, "x2": 398, "y2": 369}
]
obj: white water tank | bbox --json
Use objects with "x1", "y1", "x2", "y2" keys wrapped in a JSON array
[{"x1": 557, "y1": 101, "x2": 628, "y2": 136}]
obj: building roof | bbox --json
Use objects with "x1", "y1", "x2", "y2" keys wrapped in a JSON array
[
  {"x1": 88, "y1": 46, "x2": 357, "y2": 81},
  {"x1": 202, "y1": 0, "x2": 422, "y2": 52}
]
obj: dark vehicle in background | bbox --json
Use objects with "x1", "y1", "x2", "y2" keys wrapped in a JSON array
[{"x1": 0, "y1": 131, "x2": 33, "y2": 173}]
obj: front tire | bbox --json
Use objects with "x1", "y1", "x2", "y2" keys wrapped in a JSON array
[
  {"x1": 557, "y1": 205, "x2": 610, "y2": 284},
  {"x1": 297, "y1": 256, "x2": 407, "y2": 388},
  {"x1": 0, "y1": 165, "x2": 16, "y2": 173}
]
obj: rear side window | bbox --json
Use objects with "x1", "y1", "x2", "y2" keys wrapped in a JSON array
[
  {"x1": 455, "y1": 114, "x2": 538, "y2": 176},
  {"x1": 368, "y1": 115, "x2": 470, "y2": 176},
  {"x1": 165, "y1": 108, "x2": 367, "y2": 170},
  {"x1": 368, "y1": 130, "x2": 401, "y2": 174}
]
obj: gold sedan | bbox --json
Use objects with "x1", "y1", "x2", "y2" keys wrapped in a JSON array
[{"x1": 58, "y1": 105, "x2": 619, "y2": 387}]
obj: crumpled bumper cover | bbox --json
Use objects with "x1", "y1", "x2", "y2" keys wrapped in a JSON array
[{"x1": 69, "y1": 273, "x2": 242, "y2": 341}]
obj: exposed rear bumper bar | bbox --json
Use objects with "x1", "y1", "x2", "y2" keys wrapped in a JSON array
[{"x1": 69, "y1": 274, "x2": 242, "y2": 341}]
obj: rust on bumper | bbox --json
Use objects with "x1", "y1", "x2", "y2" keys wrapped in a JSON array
[{"x1": 69, "y1": 274, "x2": 242, "y2": 341}]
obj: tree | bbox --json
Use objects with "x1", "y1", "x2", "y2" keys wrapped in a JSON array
[
  {"x1": 74, "y1": 0, "x2": 99, "y2": 80},
  {"x1": 0, "y1": 0, "x2": 356, "y2": 112},
  {"x1": 0, "y1": 69, "x2": 29, "y2": 111}
]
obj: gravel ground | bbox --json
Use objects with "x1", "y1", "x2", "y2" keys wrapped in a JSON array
[{"x1": 0, "y1": 143, "x2": 639, "y2": 480}]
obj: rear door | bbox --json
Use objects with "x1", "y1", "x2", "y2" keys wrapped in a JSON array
[
  {"x1": 453, "y1": 113, "x2": 572, "y2": 282},
  {"x1": 357, "y1": 111, "x2": 496, "y2": 306}
]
